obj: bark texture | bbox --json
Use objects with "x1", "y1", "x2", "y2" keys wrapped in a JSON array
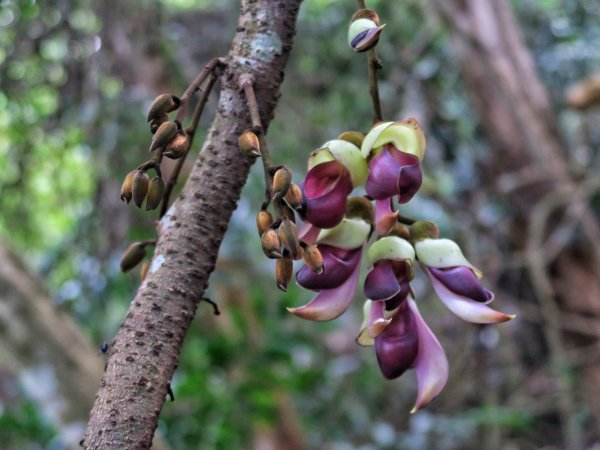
[
  {"x1": 83, "y1": 1, "x2": 302, "y2": 448},
  {"x1": 427, "y1": 0, "x2": 600, "y2": 447}
]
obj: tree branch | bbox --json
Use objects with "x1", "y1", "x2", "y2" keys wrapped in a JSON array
[{"x1": 83, "y1": 1, "x2": 302, "y2": 448}]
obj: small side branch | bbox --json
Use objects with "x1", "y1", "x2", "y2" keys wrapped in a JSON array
[{"x1": 368, "y1": 50, "x2": 383, "y2": 123}]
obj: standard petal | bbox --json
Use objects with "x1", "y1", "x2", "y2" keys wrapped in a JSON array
[
  {"x1": 364, "y1": 260, "x2": 405, "y2": 301},
  {"x1": 429, "y1": 266, "x2": 493, "y2": 304},
  {"x1": 407, "y1": 299, "x2": 449, "y2": 413},
  {"x1": 316, "y1": 217, "x2": 371, "y2": 250},
  {"x1": 374, "y1": 302, "x2": 419, "y2": 379},
  {"x1": 424, "y1": 267, "x2": 514, "y2": 324},
  {"x1": 288, "y1": 249, "x2": 362, "y2": 321},
  {"x1": 303, "y1": 161, "x2": 353, "y2": 229},
  {"x1": 296, "y1": 246, "x2": 362, "y2": 290},
  {"x1": 415, "y1": 239, "x2": 481, "y2": 276},
  {"x1": 375, "y1": 199, "x2": 399, "y2": 236}
]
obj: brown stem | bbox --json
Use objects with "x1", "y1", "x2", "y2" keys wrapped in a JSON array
[
  {"x1": 83, "y1": 1, "x2": 302, "y2": 447},
  {"x1": 368, "y1": 49, "x2": 383, "y2": 123},
  {"x1": 160, "y1": 72, "x2": 219, "y2": 218},
  {"x1": 239, "y1": 74, "x2": 277, "y2": 209},
  {"x1": 175, "y1": 57, "x2": 223, "y2": 123}
]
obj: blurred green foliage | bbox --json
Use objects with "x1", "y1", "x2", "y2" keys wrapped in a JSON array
[{"x1": 0, "y1": 0, "x2": 598, "y2": 448}]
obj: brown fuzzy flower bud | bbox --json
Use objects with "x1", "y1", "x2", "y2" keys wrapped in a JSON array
[
  {"x1": 147, "y1": 94, "x2": 181, "y2": 123},
  {"x1": 239, "y1": 130, "x2": 261, "y2": 158},
  {"x1": 120, "y1": 170, "x2": 135, "y2": 204},
  {"x1": 278, "y1": 217, "x2": 302, "y2": 260},
  {"x1": 150, "y1": 113, "x2": 169, "y2": 134},
  {"x1": 120, "y1": 242, "x2": 147, "y2": 272},
  {"x1": 275, "y1": 258, "x2": 293, "y2": 292},
  {"x1": 163, "y1": 134, "x2": 190, "y2": 159},
  {"x1": 302, "y1": 245, "x2": 324, "y2": 274},
  {"x1": 338, "y1": 131, "x2": 365, "y2": 149},
  {"x1": 140, "y1": 260, "x2": 150, "y2": 281},
  {"x1": 132, "y1": 170, "x2": 150, "y2": 208},
  {"x1": 272, "y1": 166, "x2": 292, "y2": 201},
  {"x1": 145, "y1": 176, "x2": 165, "y2": 211},
  {"x1": 261, "y1": 228, "x2": 282, "y2": 259},
  {"x1": 150, "y1": 120, "x2": 180, "y2": 152},
  {"x1": 284, "y1": 183, "x2": 303, "y2": 210},
  {"x1": 256, "y1": 210, "x2": 274, "y2": 236}
]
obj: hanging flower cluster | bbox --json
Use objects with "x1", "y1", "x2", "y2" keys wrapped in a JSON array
[
  {"x1": 247, "y1": 119, "x2": 514, "y2": 413},
  {"x1": 243, "y1": 5, "x2": 514, "y2": 413}
]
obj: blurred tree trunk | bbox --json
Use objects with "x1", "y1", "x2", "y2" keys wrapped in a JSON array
[
  {"x1": 0, "y1": 243, "x2": 104, "y2": 449},
  {"x1": 427, "y1": 0, "x2": 600, "y2": 447},
  {"x1": 83, "y1": 1, "x2": 303, "y2": 449}
]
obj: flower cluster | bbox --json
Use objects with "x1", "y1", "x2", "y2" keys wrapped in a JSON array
[{"x1": 251, "y1": 120, "x2": 514, "y2": 413}]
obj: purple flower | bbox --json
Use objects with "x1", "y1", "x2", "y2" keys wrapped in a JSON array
[
  {"x1": 361, "y1": 120, "x2": 426, "y2": 204},
  {"x1": 299, "y1": 140, "x2": 368, "y2": 230},
  {"x1": 415, "y1": 238, "x2": 515, "y2": 324},
  {"x1": 288, "y1": 217, "x2": 371, "y2": 321}
]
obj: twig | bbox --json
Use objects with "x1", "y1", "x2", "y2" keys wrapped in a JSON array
[
  {"x1": 160, "y1": 72, "x2": 220, "y2": 218},
  {"x1": 239, "y1": 74, "x2": 277, "y2": 209},
  {"x1": 368, "y1": 49, "x2": 383, "y2": 123},
  {"x1": 201, "y1": 297, "x2": 220, "y2": 315},
  {"x1": 175, "y1": 57, "x2": 223, "y2": 123}
]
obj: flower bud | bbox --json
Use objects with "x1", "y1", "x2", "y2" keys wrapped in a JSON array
[
  {"x1": 345, "y1": 196, "x2": 374, "y2": 224},
  {"x1": 256, "y1": 210, "x2": 274, "y2": 236},
  {"x1": 348, "y1": 11, "x2": 385, "y2": 53},
  {"x1": 132, "y1": 170, "x2": 150, "y2": 208},
  {"x1": 145, "y1": 176, "x2": 165, "y2": 211},
  {"x1": 140, "y1": 260, "x2": 150, "y2": 281},
  {"x1": 147, "y1": 94, "x2": 181, "y2": 123},
  {"x1": 338, "y1": 130, "x2": 365, "y2": 149},
  {"x1": 301, "y1": 244, "x2": 324, "y2": 274},
  {"x1": 163, "y1": 134, "x2": 190, "y2": 159},
  {"x1": 284, "y1": 183, "x2": 303, "y2": 210},
  {"x1": 150, "y1": 120, "x2": 180, "y2": 152},
  {"x1": 278, "y1": 218, "x2": 302, "y2": 260},
  {"x1": 149, "y1": 113, "x2": 169, "y2": 134},
  {"x1": 239, "y1": 130, "x2": 261, "y2": 158},
  {"x1": 272, "y1": 166, "x2": 292, "y2": 201},
  {"x1": 409, "y1": 220, "x2": 439, "y2": 242},
  {"x1": 120, "y1": 242, "x2": 147, "y2": 272},
  {"x1": 275, "y1": 258, "x2": 293, "y2": 292},
  {"x1": 120, "y1": 170, "x2": 135, "y2": 204},
  {"x1": 261, "y1": 228, "x2": 282, "y2": 259}
]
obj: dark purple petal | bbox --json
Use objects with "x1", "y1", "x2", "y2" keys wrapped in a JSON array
[
  {"x1": 429, "y1": 266, "x2": 492, "y2": 303},
  {"x1": 365, "y1": 145, "x2": 422, "y2": 203},
  {"x1": 288, "y1": 251, "x2": 362, "y2": 321},
  {"x1": 302, "y1": 161, "x2": 353, "y2": 229},
  {"x1": 375, "y1": 302, "x2": 419, "y2": 379},
  {"x1": 365, "y1": 260, "x2": 403, "y2": 301},
  {"x1": 297, "y1": 245, "x2": 362, "y2": 291},
  {"x1": 385, "y1": 292, "x2": 407, "y2": 311}
]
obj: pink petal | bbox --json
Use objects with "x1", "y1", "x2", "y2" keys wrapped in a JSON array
[
  {"x1": 298, "y1": 221, "x2": 321, "y2": 245},
  {"x1": 375, "y1": 199, "x2": 399, "y2": 235},
  {"x1": 288, "y1": 249, "x2": 362, "y2": 321},
  {"x1": 374, "y1": 301, "x2": 419, "y2": 379},
  {"x1": 424, "y1": 267, "x2": 514, "y2": 324},
  {"x1": 407, "y1": 299, "x2": 449, "y2": 413},
  {"x1": 303, "y1": 161, "x2": 353, "y2": 229},
  {"x1": 296, "y1": 246, "x2": 362, "y2": 290}
]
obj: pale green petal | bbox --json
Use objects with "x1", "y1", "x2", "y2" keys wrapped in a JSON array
[
  {"x1": 367, "y1": 236, "x2": 415, "y2": 266},
  {"x1": 317, "y1": 218, "x2": 370, "y2": 249},
  {"x1": 323, "y1": 139, "x2": 368, "y2": 186},
  {"x1": 361, "y1": 119, "x2": 426, "y2": 161},
  {"x1": 360, "y1": 122, "x2": 393, "y2": 158},
  {"x1": 307, "y1": 147, "x2": 335, "y2": 171},
  {"x1": 348, "y1": 18, "x2": 378, "y2": 47}
]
